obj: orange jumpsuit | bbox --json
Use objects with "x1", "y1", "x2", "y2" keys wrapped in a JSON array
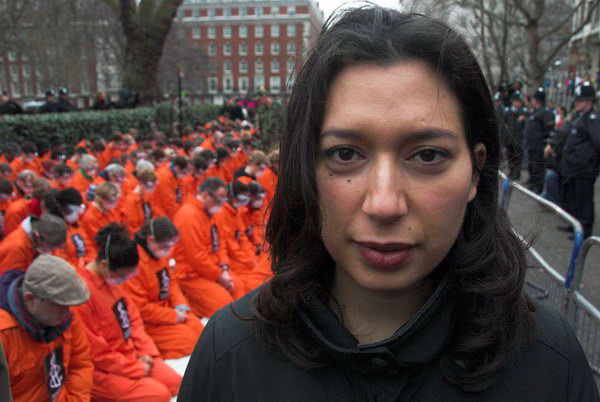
[
  {"x1": 155, "y1": 166, "x2": 185, "y2": 219},
  {"x1": 214, "y1": 203, "x2": 256, "y2": 289},
  {"x1": 3, "y1": 198, "x2": 29, "y2": 236},
  {"x1": 0, "y1": 311, "x2": 93, "y2": 402},
  {"x1": 258, "y1": 167, "x2": 278, "y2": 206},
  {"x1": 76, "y1": 268, "x2": 181, "y2": 402},
  {"x1": 10, "y1": 157, "x2": 41, "y2": 176},
  {"x1": 53, "y1": 224, "x2": 92, "y2": 271},
  {"x1": 71, "y1": 170, "x2": 97, "y2": 203},
  {"x1": 0, "y1": 226, "x2": 35, "y2": 275},
  {"x1": 79, "y1": 203, "x2": 121, "y2": 256},
  {"x1": 173, "y1": 197, "x2": 245, "y2": 318},
  {"x1": 123, "y1": 245, "x2": 203, "y2": 359},
  {"x1": 120, "y1": 191, "x2": 166, "y2": 236},
  {"x1": 0, "y1": 198, "x2": 13, "y2": 239},
  {"x1": 182, "y1": 174, "x2": 204, "y2": 202}
]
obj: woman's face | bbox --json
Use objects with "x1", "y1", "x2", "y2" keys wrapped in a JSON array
[{"x1": 317, "y1": 61, "x2": 484, "y2": 294}]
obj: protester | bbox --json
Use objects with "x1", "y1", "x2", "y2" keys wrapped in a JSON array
[
  {"x1": 0, "y1": 213, "x2": 67, "y2": 275},
  {"x1": 179, "y1": 7, "x2": 599, "y2": 400},
  {"x1": 173, "y1": 177, "x2": 245, "y2": 318},
  {"x1": 155, "y1": 155, "x2": 190, "y2": 219},
  {"x1": 121, "y1": 168, "x2": 165, "y2": 234},
  {"x1": 79, "y1": 182, "x2": 121, "y2": 254},
  {"x1": 125, "y1": 217, "x2": 203, "y2": 359},
  {"x1": 76, "y1": 224, "x2": 181, "y2": 401},
  {"x1": 0, "y1": 255, "x2": 92, "y2": 401}
]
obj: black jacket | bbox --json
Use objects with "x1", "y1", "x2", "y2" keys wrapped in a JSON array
[
  {"x1": 502, "y1": 106, "x2": 528, "y2": 148},
  {"x1": 179, "y1": 284, "x2": 599, "y2": 401},
  {"x1": 525, "y1": 106, "x2": 555, "y2": 151},
  {"x1": 560, "y1": 110, "x2": 600, "y2": 181}
]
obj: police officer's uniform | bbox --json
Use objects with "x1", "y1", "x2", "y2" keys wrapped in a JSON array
[
  {"x1": 502, "y1": 91, "x2": 528, "y2": 180},
  {"x1": 560, "y1": 82, "x2": 600, "y2": 237},
  {"x1": 524, "y1": 88, "x2": 555, "y2": 193},
  {"x1": 39, "y1": 90, "x2": 61, "y2": 114}
]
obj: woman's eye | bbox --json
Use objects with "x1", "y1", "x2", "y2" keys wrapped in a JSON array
[
  {"x1": 326, "y1": 147, "x2": 365, "y2": 163},
  {"x1": 412, "y1": 149, "x2": 447, "y2": 164}
]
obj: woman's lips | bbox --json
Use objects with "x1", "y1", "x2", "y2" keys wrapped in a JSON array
[{"x1": 355, "y1": 242, "x2": 414, "y2": 268}]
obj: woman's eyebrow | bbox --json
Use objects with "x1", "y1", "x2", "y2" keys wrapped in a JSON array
[{"x1": 320, "y1": 128, "x2": 459, "y2": 141}]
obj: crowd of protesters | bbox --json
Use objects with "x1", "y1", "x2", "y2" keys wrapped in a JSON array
[
  {"x1": 497, "y1": 80, "x2": 599, "y2": 238},
  {"x1": 0, "y1": 113, "x2": 278, "y2": 401}
]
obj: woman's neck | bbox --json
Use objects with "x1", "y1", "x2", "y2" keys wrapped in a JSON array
[{"x1": 330, "y1": 268, "x2": 433, "y2": 345}]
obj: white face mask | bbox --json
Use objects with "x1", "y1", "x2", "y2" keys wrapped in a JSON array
[
  {"x1": 152, "y1": 248, "x2": 172, "y2": 259},
  {"x1": 251, "y1": 198, "x2": 264, "y2": 209},
  {"x1": 208, "y1": 205, "x2": 222, "y2": 215},
  {"x1": 64, "y1": 211, "x2": 79, "y2": 224},
  {"x1": 234, "y1": 194, "x2": 251, "y2": 209}
]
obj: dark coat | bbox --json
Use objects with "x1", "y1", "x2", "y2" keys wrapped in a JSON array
[
  {"x1": 502, "y1": 106, "x2": 528, "y2": 148},
  {"x1": 525, "y1": 106, "x2": 555, "y2": 151},
  {"x1": 179, "y1": 284, "x2": 599, "y2": 402},
  {"x1": 560, "y1": 110, "x2": 600, "y2": 181}
]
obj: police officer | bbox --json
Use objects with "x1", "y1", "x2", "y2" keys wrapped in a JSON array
[
  {"x1": 57, "y1": 88, "x2": 76, "y2": 112},
  {"x1": 503, "y1": 90, "x2": 528, "y2": 180},
  {"x1": 0, "y1": 91, "x2": 22, "y2": 115},
  {"x1": 39, "y1": 90, "x2": 61, "y2": 114},
  {"x1": 559, "y1": 81, "x2": 600, "y2": 238},
  {"x1": 524, "y1": 87, "x2": 555, "y2": 193}
]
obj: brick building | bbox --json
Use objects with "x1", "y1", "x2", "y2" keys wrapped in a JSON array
[{"x1": 174, "y1": 0, "x2": 324, "y2": 103}]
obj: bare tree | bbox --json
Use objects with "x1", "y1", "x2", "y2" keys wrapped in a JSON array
[
  {"x1": 0, "y1": 0, "x2": 35, "y2": 53},
  {"x1": 99, "y1": 0, "x2": 184, "y2": 105}
]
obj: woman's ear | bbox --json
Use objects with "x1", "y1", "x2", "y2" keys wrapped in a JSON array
[{"x1": 468, "y1": 143, "x2": 487, "y2": 202}]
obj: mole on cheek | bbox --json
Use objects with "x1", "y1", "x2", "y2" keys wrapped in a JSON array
[{"x1": 347, "y1": 179, "x2": 351, "y2": 183}]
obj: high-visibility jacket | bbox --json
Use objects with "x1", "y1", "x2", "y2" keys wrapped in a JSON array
[
  {"x1": 53, "y1": 224, "x2": 92, "y2": 271},
  {"x1": 120, "y1": 191, "x2": 166, "y2": 235},
  {"x1": 0, "y1": 310, "x2": 93, "y2": 402},
  {"x1": 3, "y1": 199, "x2": 29, "y2": 236},
  {"x1": 155, "y1": 166, "x2": 185, "y2": 219},
  {"x1": 79, "y1": 203, "x2": 121, "y2": 256},
  {"x1": 10, "y1": 158, "x2": 41, "y2": 177},
  {"x1": 0, "y1": 226, "x2": 36, "y2": 275},
  {"x1": 123, "y1": 245, "x2": 203, "y2": 359},
  {"x1": 172, "y1": 197, "x2": 228, "y2": 283},
  {"x1": 258, "y1": 167, "x2": 278, "y2": 206},
  {"x1": 76, "y1": 268, "x2": 160, "y2": 379}
]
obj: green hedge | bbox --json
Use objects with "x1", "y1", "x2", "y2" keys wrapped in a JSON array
[{"x1": 0, "y1": 104, "x2": 222, "y2": 146}]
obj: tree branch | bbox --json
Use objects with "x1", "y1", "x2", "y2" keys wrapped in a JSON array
[{"x1": 98, "y1": 0, "x2": 120, "y2": 15}]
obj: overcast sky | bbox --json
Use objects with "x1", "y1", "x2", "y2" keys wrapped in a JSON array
[{"x1": 317, "y1": 0, "x2": 403, "y2": 20}]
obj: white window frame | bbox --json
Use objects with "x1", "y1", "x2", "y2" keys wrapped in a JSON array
[
  {"x1": 192, "y1": 27, "x2": 201, "y2": 39},
  {"x1": 255, "y1": 42, "x2": 263, "y2": 55},
  {"x1": 224, "y1": 25, "x2": 232, "y2": 39},
  {"x1": 271, "y1": 42, "x2": 280, "y2": 55},
  {"x1": 208, "y1": 26, "x2": 216, "y2": 39},
  {"x1": 271, "y1": 24, "x2": 279, "y2": 37}
]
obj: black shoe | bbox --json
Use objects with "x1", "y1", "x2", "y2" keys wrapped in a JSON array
[{"x1": 557, "y1": 225, "x2": 573, "y2": 233}]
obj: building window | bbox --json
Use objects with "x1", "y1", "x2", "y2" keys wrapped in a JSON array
[
  {"x1": 239, "y1": 60, "x2": 248, "y2": 74},
  {"x1": 208, "y1": 77, "x2": 218, "y2": 93},
  {"x1": 10, "y1": 81, "x2": 20, "y2": 97},
  {"x1": 23, "y1": 81, "x2": 33, "y2": 96},
  {"x1": 287, "y1": 6, "x2": 295, "y2": 15},
  {"x1": 223, "y1": 77, "x2": 233, "y2": 93},
  {"x1": 239, "y1": 42, "x2": 247, "y2": 55},
  {"x1": 22, "y1": 64, "x2": 31, "y2": 78},
  {"x1": 271, "y1": 42, "x2": 280, "y2": 55},
  {"x1": 208, "y1": 61, "x2": 217, "y2": 74},
  {"x1": 287, "y1": 41, "x2": 296, "y2": 55},
  {"x1": 255, "y1": 24, "x2": 263, "y2": 38},
  {"x1": 271, "y1": 24, "x2": 279, "y2": 37},
  {"x1": 192, "y1": 27, "x2": 201, "y2": 39},
  {"x1": 9, "y1": 65, "x2": 18, "y2": 81},
  {"x1": 287, "y1": 59, "x2": 295, "y2": 72},
  {"x1": 224, "y1": 7, "x2": 231, "y2": 17},
  {"x1": 239, "y1": 24, "x2": 247, "y2": 38},
  {"x1": 271, "y1": 59, "x2": 279, "y2": 73},
  {"x1": 208, "y1": 8, "x2": 215, "y2": 17},
  {"x1": 208, "y1": 26, "x2": 216, "y2": 38},
  {"x1": 208, "y1": 42, "x2": 216, "y2": 56},
  {"x1": 255, "y1": 42, "x2": 263, "y2": 55},
  {"x1": 255, "y1": 60, "x2": 263, "y2": 74},
  {"x1": 224, "y1": 25, "x2": 232, "y2": 38},
  {"x1": 223, "y1": 42, "x2": 232, "y2": 56},
  {"x1": 271, "y1": 6, "x2": 278, "y2": 15},
  {"x1": 178, "y1": 8, "x2": 185, "y2": 18},
  {"x1": 270, "y1": 76, "x2": 281, "y2": 92},
  {"x1": 7, "y1": 51, "x2": 16, "y2": 62},
  {"x1": 192, "y1": 8, "x2": 200, "y2": 17},
  {"x1": 254, "y1": 74, "x2": 264, "y2": 90},
  {"x1": 224, "y1": 60, "x2": 232, "y2": 74},
  {"x1": 287, "y1": 24, "x2": 296, "y2": 37},
  {"x1": 240, "y1": 7, "x2": 247, "y2": 16},
  {"x1": 239, "y1": 77, "x2": 249, "y2": 92},
  {"x1": 256, "y1": 7, "x2": 263, "y2": 16}
]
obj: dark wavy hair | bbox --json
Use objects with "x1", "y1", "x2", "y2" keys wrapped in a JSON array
[{"x1": 254, "y1": 6, "x2": 534, "y2": 392}]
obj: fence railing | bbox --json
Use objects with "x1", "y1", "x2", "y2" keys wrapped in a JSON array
[{"x1": 499, "y1": 172, "x2": 600, "y2": 376}]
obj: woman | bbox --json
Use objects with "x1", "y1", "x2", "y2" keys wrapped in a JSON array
[
  {"x1": 179, "y1": 7, "x2": 598, "y2": 401},
  {"x1": 124, "y1": 217, "x2": 203, "y2": 359},
  {"x1": 76, "y1": 223, "x2": 181, "y2": 401}
]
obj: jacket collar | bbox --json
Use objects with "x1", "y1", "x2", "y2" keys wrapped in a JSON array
[{"x1": 298, "y1": 278, "x2": 454, "y2": 377}]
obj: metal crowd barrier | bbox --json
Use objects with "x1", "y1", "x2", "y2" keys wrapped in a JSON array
[{"x1": 499, "y1": 172, "x2": 600, "y2": 376}]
